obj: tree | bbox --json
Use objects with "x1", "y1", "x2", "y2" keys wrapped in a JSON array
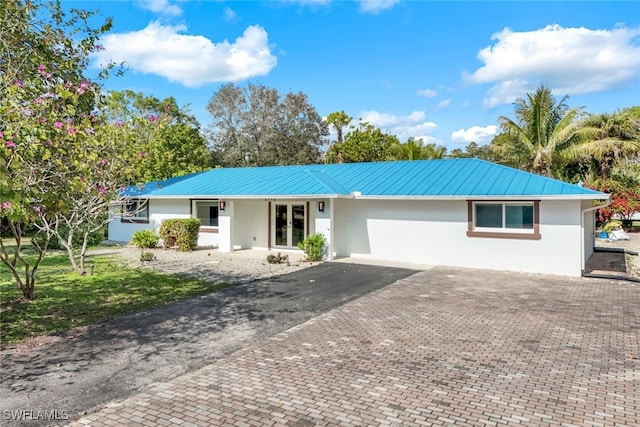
[
  {"x1": 103, "y1": 90, "x2": 211, "y2": 183},
  {"x1": 587, "y1": 168, "x2": 640, "y2": 228},
  {"x1": 577, "y1": 112, "x2": 640, "y2": 179},
  {"x1": 326, "y1": 121, "x2": 399, "y2": 163},
  {"x1": 392, "y1": 138, "x2": 446, "y2": 160},
  {"x1": 448, "y1": 141, "x2": 497, "y2": 161},
  {"x1": 496, "y1": 85, "x2": 596, "y2": 177},
  {"x1": 206, "y1": 83, "x2": 328, "y2": 167},
  {"x1": 0, "y1": 0, "x2": 123, "y2": 297},
  {"x1": 326, "y1": 111, "x2": 352, "y2": 145},
  {"x1": 325, "y1": 110, "x2": 352, "y2": 163}
]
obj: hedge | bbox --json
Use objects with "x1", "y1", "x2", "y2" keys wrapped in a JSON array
[{"x1": 159, "y1": 218, "x2": 200, "y2": 252}]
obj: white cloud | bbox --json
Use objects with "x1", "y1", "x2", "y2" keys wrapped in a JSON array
[
  {"x1": 359, "y1": 0, "x2": 401, "y2": 14},
  {"x1": 437, "y1": 99, "x2": 452, "y2": 109},
  {"x1": 417, "y1": 88, "x2": 438, "y2": 98},
  {"x1": 93, "y1": 22, "x2": 277, "y2": 87},
  {"x1": 451, "y1": 125, "x2": 498, "y2": 144},
  {"x1": 223, "y1": 7, "x2": 238, "y2": 22},
  {"x1": 135, "y1": 0, "x2": 182, "y2": 16},
  {"x1": 359, "y1": 110, "x2": 438, "y2": 142},
  {"x1": 469, "y1": 25, "x2": 640, "y2": 107}
]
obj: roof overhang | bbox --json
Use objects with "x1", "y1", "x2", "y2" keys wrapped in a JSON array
[
  {"x1": 120, "y1": 193, "x2": 609, "y2": 202},
  {"x1": 352, "y1": 194, "x2": 610, "y2": 201}
]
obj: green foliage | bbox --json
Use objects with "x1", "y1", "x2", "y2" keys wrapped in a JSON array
[
  {"x1": 326, "y1": 121, "x2": 399, "y2": 163},
  {"x1": 496, "y1": 85, "x2": 593, "y2": 177},
  {"x1": 587, "y1": 169, "x2": 640, "y2": 227},
  {"x1": 0, "y1": 252, "x2": 233, "y2": 345},
  {"x1": 297, "y1": 233, "x2": 326, "y2": 262},
  {"x1": 104, "y1": 90, "x2": 211, "y2": 183},
  {"x1": 0, "y1": 0, "x2": 122, "y2": 297},
  {"x1": 139, "y1": 252, "x2": 156, "y2": 262},
  {"x1": 266, "y1": 252, "x2": 289, "y2": 264},
  {"x1": 131, "y1": 230, "x2": 159, "y2": 249},
  {"x1": 159, "y1": 219, "x2": 201, "y2": 252},
  {"x1": 207, "y1": 83, "x2": 329, "y2": 167},
  {"x1": 392, "y1": 138, "x2": 446, "y2": 160},
  {"x1": 47, "y1": 226, "x2": 106, "y2": 251},
  {"x1": 603, "y1": 220, "x2": 622, "y2": 233},
  {"x1": 326, "y1": 110, "x2": 353, "y2": 146},
  {"x1": 577, "y1": 112, "x2": 640, "y2": 180},
  {"x1": 448, "y1": 141, "x2": 499, "y2": 162}
]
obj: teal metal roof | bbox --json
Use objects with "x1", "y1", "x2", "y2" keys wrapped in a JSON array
[{"x1": 124, "y1": 159, "x2": 607, "y2": 199}]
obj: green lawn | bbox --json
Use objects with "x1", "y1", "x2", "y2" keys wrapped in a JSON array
[{"x1": 0, "y1": 250, "x2": 233, "y2": 346}]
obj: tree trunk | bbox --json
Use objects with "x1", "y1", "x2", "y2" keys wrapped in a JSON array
[
  {"x1": 0, "y1": 220, "x2": 48, "y2": 300},
  {"x1": 79, "y1": 231, "x2": 90, "y2": 275},
  {"x1": 57, "y1": 229, "x2": 86, "y2": 275}
]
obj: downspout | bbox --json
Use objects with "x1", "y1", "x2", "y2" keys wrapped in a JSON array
[
  {"x1": 328, "y1": 199, "x2": 334, "y2": 261},
  {"x1": 580, "y1": 198, "x2": 611, "y2": 271}
]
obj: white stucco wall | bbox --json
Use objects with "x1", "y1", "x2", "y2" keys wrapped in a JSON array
[
  {"x1": 108, "y1": 199, "x2": 191, "y2": 243},
  {"x1": 108, "y1": 199, "x2": 219, "y2": 247},
  {"x1": 233, "y1": 200, "x2": 269, "y2": 249},
  {"x1": 332, "y1": 198, "x2": 585, "y2": 277}
]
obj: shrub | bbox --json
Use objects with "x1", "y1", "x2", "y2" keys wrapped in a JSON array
[
  {"x1": 131, "y1": 230, "x2": 159, "y2": 249},
  {"x1": 159, "y1": 218, "x2": 200, "y2": 252},
  {"x1": 297, "y1": 233, "x2": 326, "y2": 262},
  {"x1": 604, "y1": 220, "x2": 623, "y2": 233},
  {"x1": 47, "y1": 225, "x2": 106, "y2": 250},
  {"x1": 140, "y1": 252, "x2": 156, "y2": 262},
  {"x1": 266, "y1": 252, "x2": 288, "y2": 264}
]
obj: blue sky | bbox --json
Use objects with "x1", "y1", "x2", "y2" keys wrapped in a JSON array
[{"x1": 86, "y1": 0, "x2": 640, "y2": 149}]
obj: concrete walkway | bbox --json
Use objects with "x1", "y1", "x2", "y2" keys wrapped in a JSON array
[{"x1": 68, "y1": 267, "x2": 639, "y2": 427}]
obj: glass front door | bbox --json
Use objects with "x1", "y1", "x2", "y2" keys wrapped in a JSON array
[{"x1": 273, "y1": 203, "x2": 306, "y2": 248}]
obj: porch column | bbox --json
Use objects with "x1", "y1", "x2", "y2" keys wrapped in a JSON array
[
  {"x1": 314, "y1": 199, "x2": 333, "y2": 260},
  {"x1": 219, "y1": 200, "x2": 234, "y2": 253}
]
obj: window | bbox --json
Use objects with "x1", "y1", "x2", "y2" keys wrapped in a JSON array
[
  {"x1": 194, "y1": 200, "x2": 218, "y2": 227},
  {"x1": 467, "y1": 201, "x2": 540, "y2": 240},
  {"x1": 121, "y1": 199, "x2": 149, "y2": 223}
]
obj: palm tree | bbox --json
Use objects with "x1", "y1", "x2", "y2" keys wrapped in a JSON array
[
  {"x1": 496, "y1": 85, "x2": 595, "y2": 177},
  {"x1": 392, "y1": 138, "x2": 446, "y2": 160},
  {"x1": 576, "y1": 112, "x2": 640, "y2": 179}
]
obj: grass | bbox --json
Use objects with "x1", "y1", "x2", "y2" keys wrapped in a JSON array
[{"x1": 0, "y1": 248, "x2": 234, "y2": 346}]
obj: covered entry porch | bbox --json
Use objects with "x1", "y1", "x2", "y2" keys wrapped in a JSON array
[{"x1": 216, "y1": 198, "x2": 333, "y2": 256}]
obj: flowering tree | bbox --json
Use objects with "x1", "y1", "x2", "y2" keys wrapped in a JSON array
[
  {"x1": 0, "y1": 0, "x2": 124, "y2": 298},
  {"x1": 587, "y1": 171, "x2": 640, "y2": 228}
]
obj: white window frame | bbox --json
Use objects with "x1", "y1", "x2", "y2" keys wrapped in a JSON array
[
  {"x1": 121, "y1": 199, "x2": 149, "y2": 223},
  {"x1": 192, "y1": 200, "x2": 219, "y2": 229}
]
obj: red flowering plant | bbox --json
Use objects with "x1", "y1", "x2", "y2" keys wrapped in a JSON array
[{"x1": 586, "y1": 175, "x2": 640, "y2": 229}]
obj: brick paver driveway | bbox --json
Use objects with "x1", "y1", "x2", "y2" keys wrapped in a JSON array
[{"x1": 70, "y1": 267, "x2": 639, "y2": 426}]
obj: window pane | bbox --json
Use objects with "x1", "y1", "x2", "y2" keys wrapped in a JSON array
[
  {"x1": 275, "y1": 205, "x2": 287, "y2": 246},
  {"x1": 125, "y1": 200, "x2": 148, "y2": 218},
  {"x1": 195, "y1": 201, "x2": 218, "y2": 227},
  {"x1": 506, "y1": 205, "x2": 533, "y2": 229},
  {"x1": 476, "y1": 204, "x2": 502, "y2": 228},
  {"x1": 292, "y1": 205, "x2": 305, "y2": 247},
  {"x1": 138, "y1": 202, "x2": 149, "y2": 219}
]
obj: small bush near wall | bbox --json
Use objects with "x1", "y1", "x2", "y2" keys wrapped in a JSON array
[
  {"x1": 297, "y1": 233, "x2": 326, "y2": 262},
  {"x1": 131, "y1": 230, "x2": 159, "y2": 249},
  {"x1": 159, "y1": 219, "x2": 201, "y2": 252},
  {"x1": 266, "y1": 252, "x2": 289, "y2": 264}
]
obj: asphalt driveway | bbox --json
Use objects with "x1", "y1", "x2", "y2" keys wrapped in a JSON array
[
  {"x1": 67, "y1": 266, "x2": 640, "y2": 427},
  {"x1": 0, "y1": 263, "x2": 417, "y2": 426}
]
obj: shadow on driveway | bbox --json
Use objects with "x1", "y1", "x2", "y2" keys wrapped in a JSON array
[{"x1": 0, "y1": 263, "x2": 416, "y2": 426}]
